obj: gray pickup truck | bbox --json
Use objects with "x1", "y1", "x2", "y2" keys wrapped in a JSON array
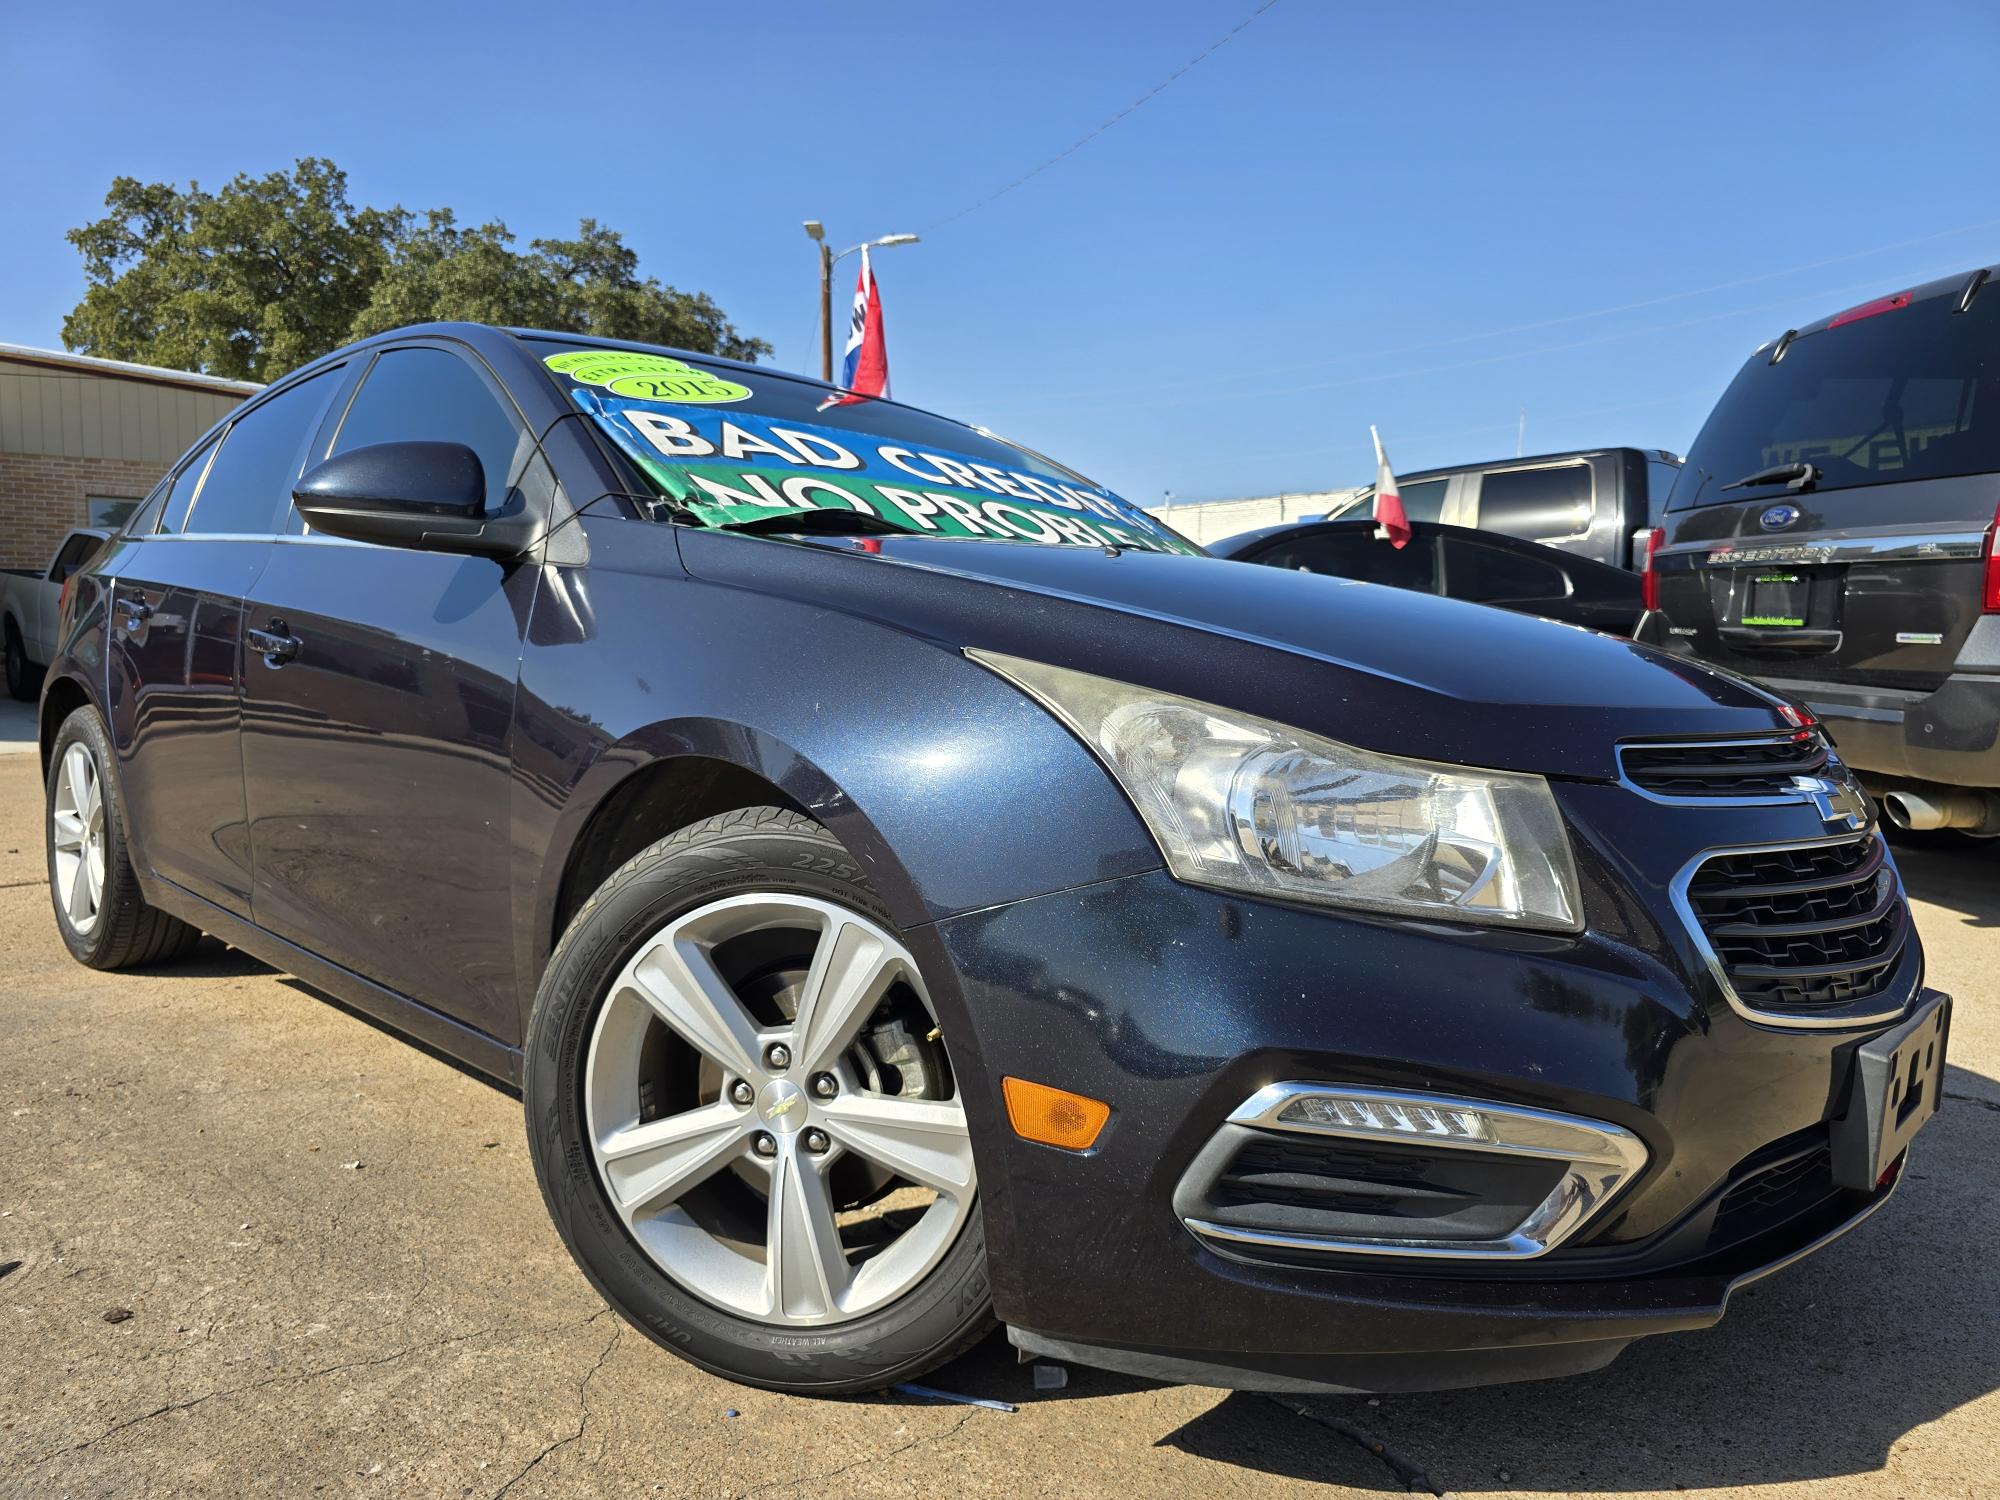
[{"x1": 4, "y1": 528, "x2": 109, "y2": 700}]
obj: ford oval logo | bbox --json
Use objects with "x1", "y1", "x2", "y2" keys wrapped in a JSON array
[{"x1": 1760, "y1": 504, "x2": 1801, "y2": 531}]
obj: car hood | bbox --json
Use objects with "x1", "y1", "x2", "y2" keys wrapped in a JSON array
[{"x1": 676, "y1": 530, "x2": 1793, "y2": 780}]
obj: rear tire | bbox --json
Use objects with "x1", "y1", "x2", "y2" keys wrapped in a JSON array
[
  {"x1": 524, "y1": 806, "x2": 994, "y2": 1394},
  {"x1": 46, "y1": 705, "x2": 203, "y2": 969},
  {"x1": 5, "y1": 624, "x2": 35, "y2": 702}
]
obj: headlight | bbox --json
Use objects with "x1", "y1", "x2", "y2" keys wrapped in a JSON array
[{"x1": 970, "y1": 651, "x2": 1582, "y2": 931}]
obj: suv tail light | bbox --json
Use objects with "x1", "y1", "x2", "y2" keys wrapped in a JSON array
[
  {"x1": 58, "y1": 573, "x2": 77, "y2": 621},
  {"x1": 1639, "y1": 527, "x2": 1664, "y2": 612},
  {"x1": 1984, "y1": 501, "x2": 2000, "y2": 614}
]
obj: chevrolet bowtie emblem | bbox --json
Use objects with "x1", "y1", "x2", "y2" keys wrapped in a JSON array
[
  {"x1": 1790, "y1": 774, "x2": 1870, "y2": 832},
  {"x1": 764, "y1": 1095, "x2": 801, "y2": 1121}
]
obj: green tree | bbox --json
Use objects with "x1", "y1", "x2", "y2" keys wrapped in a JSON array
[
  {"x1": 64, "y1": 159, "x2": 395, "y2": 381},
  {"x1": 63, "y1": 158, "x2": 769, "y2": 381}
]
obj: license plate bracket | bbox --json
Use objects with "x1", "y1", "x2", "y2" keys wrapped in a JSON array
[
  {"x1": 1831, "y1": 991, "x2": 1951, "y2": 1190},
  {"x1": 1742, "y1": 571, "x2": 1809, "y2": 628}
]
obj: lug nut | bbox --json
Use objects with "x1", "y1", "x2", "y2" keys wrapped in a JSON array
[
  {"x1": 803, "y1": 1129, "x2": 830, "y2": 1154},
  {"x1": 729, "y1": 1079, "x2": 754, "y2": 1107},
  {"x1": 752, "y1": 1132, "x2": 777, "y2": 1158},
  {"x1": 810, "y1": 1073, "x2": 838, "y2": 1099},
  {"x1": 765, "y1": 1042, "x2": 793, "y2": 1071}
]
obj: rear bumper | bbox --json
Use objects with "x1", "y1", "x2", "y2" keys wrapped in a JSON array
[
  {"x1": 1631, "y1": 611, "x2": 2000, "y2": 789},
  {"x1": 1762, "y1": 673, "x2": 2000, "y2": 788}
]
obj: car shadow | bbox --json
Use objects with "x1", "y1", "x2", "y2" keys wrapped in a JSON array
[
  {"x1": 1889, "y1": 829, "x2": 2000, "y2": 929},
  {"x1": 932, "y1": 1062, "x2": 2000, "y2": 1494}
]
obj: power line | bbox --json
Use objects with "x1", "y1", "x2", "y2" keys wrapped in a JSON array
[
  {"x1": 964, "y1": 219, "x2": 2000, "y2": 409},
  {"x1": 958, "y1": 253, "x2": 1988, "y2": 419},
  {"x1": 923, "y1": 0, "x2": 1282, "y2": 233}
]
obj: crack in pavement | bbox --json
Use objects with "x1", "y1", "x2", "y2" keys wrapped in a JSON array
[
  {"x1": 1264, "y1": 1396, "x2": 1447, "y2": 1496},
  {"x1": 489, "y1": 1311, "x2": 620, "y2": 1500},
  {"x1": 1945, "y1": 1091, "x2": 2000, "y2": 1114},
  {"x1": 17, "y1": 1305, "x2": 613, "y2": 1475},
  {"x1": 732, "y1": 1407, "x2": 981, "y2": 1500}
]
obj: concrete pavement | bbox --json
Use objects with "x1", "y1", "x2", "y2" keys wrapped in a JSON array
[{"x1": 1, "y1": 750, "x2": 1995, "y2": 1499}]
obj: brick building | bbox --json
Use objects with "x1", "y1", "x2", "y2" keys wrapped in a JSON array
[{"x1": 0, "y1": 343, "x2": 257, "y2": 570}]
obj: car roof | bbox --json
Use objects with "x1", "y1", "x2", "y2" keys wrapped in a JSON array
[
  {"x1": 1212, "y1": 517, "x2": 1636, "y2": 579},
  {"x1": 1773, "y1": 261, "x2": 1998, "y2": 345}
]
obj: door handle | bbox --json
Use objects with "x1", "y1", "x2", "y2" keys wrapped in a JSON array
[{"x1": 247, "y1": 622, "x2": 302, "y2": 666}]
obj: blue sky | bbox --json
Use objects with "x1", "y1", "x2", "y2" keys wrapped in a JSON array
[{"x1": 3, "y1": 0, "x2": 1997, "y2": 504}]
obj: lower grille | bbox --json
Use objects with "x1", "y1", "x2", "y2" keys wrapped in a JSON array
[
  {"x1": 1620, "y1": 732, "x2": 1828, "y2": 798},
  {"x1": 1682, "y1": 835, "x2": 1909, "y2": 1019},
  {"x1": 1712, "y1": 1137, "x2": 1837, "y2": 1246}
]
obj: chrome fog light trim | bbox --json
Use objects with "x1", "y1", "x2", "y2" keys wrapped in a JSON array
[{"x1": 1183, "y1": 1083, "x2": 1648, "y2": 1261}]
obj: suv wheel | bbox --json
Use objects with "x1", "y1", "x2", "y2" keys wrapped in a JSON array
[
  {"x1": 525, "y1": 807, "x2": 992, "y2": 1394},
  {"x1": 46, "y1": 706, "x2": 203, "y2": 968},
  {"x1": 5, "y1": 624, "x2": 34, "y2": 702}
]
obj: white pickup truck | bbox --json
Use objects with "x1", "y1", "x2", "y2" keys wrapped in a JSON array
[{"x1": 3, "y1": 528, "x2": 110, "y2": 700}]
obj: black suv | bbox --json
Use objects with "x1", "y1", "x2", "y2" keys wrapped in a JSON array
[
  {"x1": 1639, "y1": 265, "x2": 2000, "y2": 835},
  {"x1": 40, "y1": 324, "x2": 1947, "y2": 1397}
]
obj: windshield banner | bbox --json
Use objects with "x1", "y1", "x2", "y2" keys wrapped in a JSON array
[{"x1": 570, "y1": 388, "x2": 1198, "y2": 554}]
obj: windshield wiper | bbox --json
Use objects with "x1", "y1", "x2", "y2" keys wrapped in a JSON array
[
  {"x1": 713, "y1": 510, "x2": 912, "y2": 538},
  {"x1": 1720, "y1": 461, "x2": 1820, "y2": 493}
]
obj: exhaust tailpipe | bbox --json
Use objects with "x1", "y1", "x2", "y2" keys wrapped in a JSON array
[{"x1": 1881, "y1": 788, "x2": 2000, "y2": 836}]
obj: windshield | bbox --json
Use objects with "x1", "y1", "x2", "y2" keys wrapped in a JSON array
[
  {"x1": 1674, "y1": 284, "x2": 2000, "y2": 507},
  {"x1": 532, "y1": 340, "x2": 1200, "y2": 554}
]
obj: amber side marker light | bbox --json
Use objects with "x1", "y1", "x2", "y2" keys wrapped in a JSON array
[{"x1": 1002, "y1": 1077, "x2": 1110, "y2": 1151}]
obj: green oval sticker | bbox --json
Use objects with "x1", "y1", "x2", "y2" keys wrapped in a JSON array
[{"x1": 544, "y1": 349, "x2": 750, "y2": 404}]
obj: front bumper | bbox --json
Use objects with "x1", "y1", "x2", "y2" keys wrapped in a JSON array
[{"x1": 911, "y1": 838, "x2": 1938, "y2": 1394}]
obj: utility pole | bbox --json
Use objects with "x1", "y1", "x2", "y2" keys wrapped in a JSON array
[{"x1": 802, "y1": 222, "x2": 920, "y2": 385}]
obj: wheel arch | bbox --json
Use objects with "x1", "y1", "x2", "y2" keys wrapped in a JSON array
[
  {"x1": 38, "y1": 672, "x2": 95, "y2": 778},
  {"x1": 530, "y1": 720, "x2": 933, "y2": 998}
]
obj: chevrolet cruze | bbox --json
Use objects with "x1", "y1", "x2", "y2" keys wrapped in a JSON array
[{"x1": 40, "y1": 323, "x2": 1948, "y2": 1394}]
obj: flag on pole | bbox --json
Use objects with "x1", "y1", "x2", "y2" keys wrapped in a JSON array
[
  {"x1": 1369, "y1": 425, "x2": 1411, "y2": 549},
  {"x1": 827, "y1": 246, "x2": 890, "y2": 407}
]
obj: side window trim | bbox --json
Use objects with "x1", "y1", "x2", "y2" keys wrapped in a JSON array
[{"x1": 157, "y1": 436, "x2": 224, "y2": 534}]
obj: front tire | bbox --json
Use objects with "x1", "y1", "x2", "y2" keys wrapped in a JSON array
[
  {"x1": 46, "y1": 705, "x2": 203, "y2": 969},
  {"x1": 524, "y1": 807, "x2": 993, "y2": 1394}
]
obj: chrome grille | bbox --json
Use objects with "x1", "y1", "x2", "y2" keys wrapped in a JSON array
[{"x1": 1682, "y1": 835, "x2": 1909, "y2": 1019}]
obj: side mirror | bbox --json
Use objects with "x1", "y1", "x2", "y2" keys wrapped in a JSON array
[{"x1": 293, "y1": 442, "x2": 538, "y2": 559}]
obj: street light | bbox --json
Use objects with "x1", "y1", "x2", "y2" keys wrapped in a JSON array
[{"x1": 804, "y1": 222, "x2": 920, "y2": 383}]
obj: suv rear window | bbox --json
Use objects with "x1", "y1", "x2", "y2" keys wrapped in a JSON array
[
  {"x1": 1675, "y1": 285, "x2": 2000, "y2": 506},
  {"x1": 531, "y1": 340, "x2": 1199, "y2": 555}
]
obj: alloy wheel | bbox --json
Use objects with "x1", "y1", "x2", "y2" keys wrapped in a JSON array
[
  {"x1": 51, "y1": 743, "x2": 107, "y2": 936},
  {"x1": 584, "y1": 893, "x2": 975, "y2": 1327}
]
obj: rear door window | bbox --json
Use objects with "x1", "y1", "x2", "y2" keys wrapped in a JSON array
[
  {"x1": 1396, "y1": 478, "x2": 1449, "y2": 524},
  {"x1": 176, "y1": 369, "x2": 342, "y2": 535},
  {"x1": 1255, "y1": 529, "x2": 1438, "y2": 590},
  {"x1": 1474, "y1": 464, "x2": 1593, "y2": 539},
  {"x1": 1442, "y1": 536, "x2": 1569, "y2": 604}
]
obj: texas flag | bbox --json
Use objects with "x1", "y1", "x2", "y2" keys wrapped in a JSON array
[
  {"x1": 1369, "y1": 425, "x2": 1411, "y2": 549},
  {"x1": 828, "y1": 246, "x2": 890, "y2": 407}
]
